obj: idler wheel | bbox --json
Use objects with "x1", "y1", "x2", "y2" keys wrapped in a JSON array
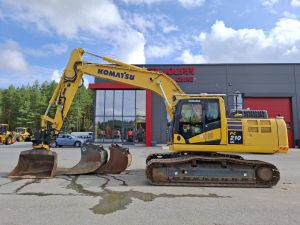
[{"x1": 256, "y1": 166, "x2": 273, "y2": 182}]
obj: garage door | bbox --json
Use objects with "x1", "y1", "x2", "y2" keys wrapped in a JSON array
[{"x1": 244, "y1": 97, "x2": 294, "y2": 147}]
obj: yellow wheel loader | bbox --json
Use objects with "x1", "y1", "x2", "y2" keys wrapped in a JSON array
[
  {"x1": 9, "y1": 48, "x2": 289, "y2": 187},
  {"x1": 14, "y1": 127, "x2": 32, "y2": 142},
  {"x1": 0, "y1": 124, "x2": 16, "y2": 145}
]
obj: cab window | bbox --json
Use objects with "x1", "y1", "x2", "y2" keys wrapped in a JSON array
[
  {"x1": 180, "y1": 103, "x2": 202, "y2": 123},
  {"x1": 179, "y1": 102, "x2": 203, "y2": 139},
  {"x1": 205, "y1": 102, "x2": 220, "y2": 124}
]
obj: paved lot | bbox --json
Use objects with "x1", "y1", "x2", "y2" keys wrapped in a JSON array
[{"x1": 0, "y1": 142, "x2": 300, "y2": 225}]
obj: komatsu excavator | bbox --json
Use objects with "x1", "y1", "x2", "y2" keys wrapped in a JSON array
[{"x1": 10, "y1": 48, "x2": 289, "y2": 187}]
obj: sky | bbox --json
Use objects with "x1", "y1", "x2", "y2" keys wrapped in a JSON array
[{"x1": 0, "y1": 0, "x2": 300, "y2": 88}]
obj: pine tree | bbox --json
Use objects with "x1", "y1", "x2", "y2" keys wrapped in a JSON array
[{"x1": 0, "y1": 81, "x2": 94, "y2": 132}]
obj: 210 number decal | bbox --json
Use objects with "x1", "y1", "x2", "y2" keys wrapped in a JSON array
[{"x1": 228, "y1": 131, "x2": 243, "y2": 144}]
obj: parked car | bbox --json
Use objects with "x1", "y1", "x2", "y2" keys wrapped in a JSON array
[
  {"x1": 51, "y1": 134, "x2": 84, "y2": 147},
  {"x1": 71, "y1": 132, "x2": 93, "y2": 143}
]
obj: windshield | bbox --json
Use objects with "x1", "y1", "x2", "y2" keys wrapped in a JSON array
[
  {"x1": 16, "y1": 128, "x2": 25, "y2": 133},
  {"x1": 180, "y1": 103, "x2": 202, "y2": 123},
  {"x1": 0, "y1": 125, "x2": 8, "y2": 133}
]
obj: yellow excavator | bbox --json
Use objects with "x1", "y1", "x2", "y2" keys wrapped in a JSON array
[{"x1": 9, "y1": 48, "x2": 289, "y2": 187}]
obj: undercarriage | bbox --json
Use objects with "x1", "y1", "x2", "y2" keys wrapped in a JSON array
[{"x1": 146, "y1": 152, "x2": 280, "y2": 187}]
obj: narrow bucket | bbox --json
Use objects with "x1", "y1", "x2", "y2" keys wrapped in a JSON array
[
  {"x1": 62, "y1": 143, "x2": 108, "y2": 175},
  {"x1": 94, "y1": 144, "x2": 132, "y2": 174},
  {"x1": 9, "y1": 149, "x2": 57, "y2": 178}
]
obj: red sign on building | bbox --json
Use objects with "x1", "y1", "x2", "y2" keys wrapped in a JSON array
[{"x1": 148, "y1": 67, "x2": 195, "y2": 82}]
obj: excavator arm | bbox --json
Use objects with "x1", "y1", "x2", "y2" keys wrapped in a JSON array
[{"x1": 36, "y1": 48, "x2": 184, "y2": 148}]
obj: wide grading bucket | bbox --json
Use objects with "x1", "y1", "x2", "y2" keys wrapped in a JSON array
[
  {"x1": 93, "y1": 144, "x2": 132, "y2": 174},
  {"x1": 9, "y1": 149, "x2": 57, "y2": 178}
]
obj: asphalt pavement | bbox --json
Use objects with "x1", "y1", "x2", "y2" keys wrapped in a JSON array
[{"x1": 0, "y1": 142, "x2": 300, "y2": 225}]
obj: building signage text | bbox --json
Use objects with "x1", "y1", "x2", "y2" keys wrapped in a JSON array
[{"x1": 148, "y1": 67, "x2": 195, "y2": 82}]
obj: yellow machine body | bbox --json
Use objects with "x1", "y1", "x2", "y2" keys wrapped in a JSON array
[
  {"x1": 15, "y1": 127, "x2": 31, "y2": 142},
  {"x1": 171, "y1": 117, "x2": 288, "y2": 153},
  {"x1": 170, "y1": 96, "x2": 288, "y2": 153},
  {"x1": 0, "y1": 124, "x2": 16, "y2": 145}
]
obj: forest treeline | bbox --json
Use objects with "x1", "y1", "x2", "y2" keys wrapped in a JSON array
[{"x1": 0, "y1": 81, "x2": 94, "y2": 132}]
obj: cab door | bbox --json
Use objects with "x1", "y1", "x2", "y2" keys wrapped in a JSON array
[
  {"x1": 202, "y1": 100, "x2": 221, "y2": 144},
  {"x1": 179, "y1": 100, "x2": 205, "y2": 144}
]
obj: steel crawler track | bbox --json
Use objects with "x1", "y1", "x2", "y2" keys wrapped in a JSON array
[{"x1": 145, "y1": 152, "x2": 280, "y2": 188}]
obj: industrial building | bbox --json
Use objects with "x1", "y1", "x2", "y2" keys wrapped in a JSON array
[{"x1": 89, "y1": 63, "x2": 300, "y2": 147}]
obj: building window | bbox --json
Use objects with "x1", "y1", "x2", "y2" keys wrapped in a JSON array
[{"x1": 95, "y1": 90, "x2": 146, "y2": 144}]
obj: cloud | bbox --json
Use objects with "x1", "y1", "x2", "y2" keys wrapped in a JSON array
[
  {"x1": 0, "y1": 9, "x2": 4, "y2": 20},
  {"x1": 162, "y1": 25, "x2": 178, "y2": 33},
  {"x1": 0, "y1": 0, "x2": 145, "y2": 64},
  {"x1": 42, "y1": 43, "x2": 68, "y2": 55},
  {"x1": 51, "y1": 70, "x2": 61, "y2": 83},
  {"x1": 125, "y1": 12, "x2": 178, "y2": 35},
  {"x1": 126, "y1": 13, "x2": 155, "y2": 34},
  {"x1": 282, "y1": 11, "x2": 297, "y2": 19},
  {"x1": 121, "y1": 0, "x2": 162, "y2": 4},
  {"x1": 25, "y1": 43, "x2": 68, "y2": 57},
  {"x1": 146, "y1": 45, "x2": 174, "y2": 58},
  {"x1": 116, "y1": 31, "x2": 146, "y2": 64},
  {"x1": 261, "y1": 0, "x2": 278, "y2": 7},
  {"x1": 178, "y1": 0, "x2": 205, "y2": 8},
  {"x1": 177, "y1": 50, "x2": 206, "y2": 63},
  {"x1": 157, "y1": 15, "x2": 179, "y2": 33},
  {"x1": 1, "y1": 0, "x2": 122, "y2": 38},
  {"x1": 0, "y1": 39, "x2": 68, "y2": 88},
  {"x1": 0, "y1": 40, "x2": 28, "y2": 72},
  {"x1": 291, "y1": 0, "x2": 300, "y2": 7},
  {"x1": 145, "y1": 36, "x2": 184, "y2": 59},
  {"x1": 121, "y1": 0, "x2": 205, "y2": 8},
  {"x1": 177, "y1": 19, "x2": 300, "y2": 63},
  {"x1": 0, "y1": 65, "x2": 54, "y2": 88}
]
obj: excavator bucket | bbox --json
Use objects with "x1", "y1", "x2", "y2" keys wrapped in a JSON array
[
  {"x1": 94, "y1": 144, "x2": 132, "y2": 174},
  {"x1": 63, "y1": 143, "x2": 108, "y2": 175},
  {"x1": 9, "y1": 149, "x2": 57, "y2": 178}
]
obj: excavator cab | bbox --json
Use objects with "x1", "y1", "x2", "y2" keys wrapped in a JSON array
[{"x1": 172, "y1": 97, "x2": 222, "y2": 145}]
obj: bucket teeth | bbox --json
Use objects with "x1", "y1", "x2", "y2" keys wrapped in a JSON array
[
  {"x1": 9, "y1": 149, "x2": 57, "y2": 179},
  {"x1": 62, "y1": 143, "x2": 108, "y2": 175},
  {"x1": 93, "y1": 144, "x2": 132, "y2": 174}
]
